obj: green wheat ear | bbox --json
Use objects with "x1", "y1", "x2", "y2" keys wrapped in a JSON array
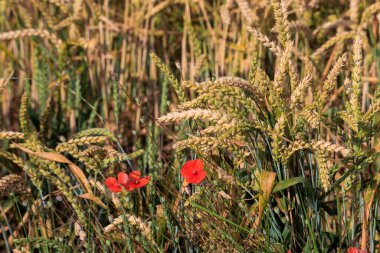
[
  {"x1": 249, "y1": 52, "x2": 258, "y2": 86},
  {"x1": 112, "y1": 78, "x2": 120, "y2": 127},
  {"x1": 186, "y1": 20, "x2": 202, "y2": 57},
  {"x1": 19, "y1": 92, "x2": 33, "y2": 136},
  {"x1": 150, "y1": 52, "x2": 186, "y2": 103},
  {"x1": 34, "y1": 49, "x2": 49, "y2": 113}
]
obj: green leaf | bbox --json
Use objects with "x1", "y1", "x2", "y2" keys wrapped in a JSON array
[
  {"x1": 190, "y1": 202, "x2": 252, "y2": 234},
  {"x1": 272, "y1": 177, "x2": 305, "y2": 193}
]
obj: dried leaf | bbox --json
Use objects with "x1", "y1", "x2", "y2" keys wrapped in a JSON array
[
  {"x1": 373, "y1": 141, "x2": 380, "y2": 153},
  {"x1": 79, "y1": 193, "x2": 108, "y2": 209},
  {"x1": 218, "y1": 191, "x2": 232, "y2": 200},
  {"x1": 361, "y1": 185, "x2": 376, "y2": 250},
  {"x1": 12, "y1": 143, "x2": 93, "y2": 195},
  {"x1": 254, "y1": 170, "x2": 276, "y2": 228},
  {"x1": 230, "y1": 140, "x2": 247, "y2": 147}
]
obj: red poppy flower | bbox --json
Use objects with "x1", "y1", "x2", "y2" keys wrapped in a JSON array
[
  {"x1": 348, "y1": 247, "x2": 367, "y2": 253},
  {"x1": 180, "y1": 159, "x2": 206, "y2": 184},
  {"x1": 124, "y1": 170, "x2": 150, "y2": 191},
  {"x1": 105, "y1": 172, "x2": 129, "y2": 193},
  {"x1": 118, "y1": 172, "x2": 129, "y2": 185},
  {"x1": 105, "y1": 171, "x2": 150, "y2": 192}
]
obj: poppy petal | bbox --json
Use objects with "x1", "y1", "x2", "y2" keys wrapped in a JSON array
[
  {"x1": 105, "y1": 177, "x2": 122, "y2": 193},
  {"x1": 118, "y1": 172, "x2": 129, "y2": 185},
  {"x1": 181, "y1": 160, "x2": 199, "y2": 178},
  {"x1": 347, "y1": 247, "x2": 358, "y2": 253},
  {"x1": 181, "y1": 159, "x2": 205, "y2": 184},
  {"x1": 182, "y1": 160, "x2": 203, "y2": 173},
  {"x1": 137, "y1": 176, "x2": 150, "y2": 187},
  {"x1": 125, "y1": 183, "x2": 135, "y2": 191},
  {"x1": 180, "y1": 165, "x2": 194, "y2": 179},
  {"x1": 129, "y1": 170, "x2": 141, "y2": 181},
  {"x1": 181, "y1": 160, "x2": 195, "y2": 172},
  {"x1": 347, "y1": 247, "x2": 367, "y2": 253},
  {"x1": 187, "y1": 170, "x2": 206, "y2": 184},
  {"x1": 193, "y1": 159, "x2": 204, "y2": 171},
  {"x1": 125, "y1": 176, "x2": 150, "y2": 191}
]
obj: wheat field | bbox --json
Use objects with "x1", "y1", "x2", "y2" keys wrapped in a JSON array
[{"x1": 0, "y1": 0, "x2": 380, "y2": 252}]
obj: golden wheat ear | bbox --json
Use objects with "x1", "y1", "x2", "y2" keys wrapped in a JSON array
[
  {"x1": 0, "y1": 29, "x2": 63, "y2": 49},
  {"x1": 0, "y1": 174, "x2": 30, "y2": 198}
]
